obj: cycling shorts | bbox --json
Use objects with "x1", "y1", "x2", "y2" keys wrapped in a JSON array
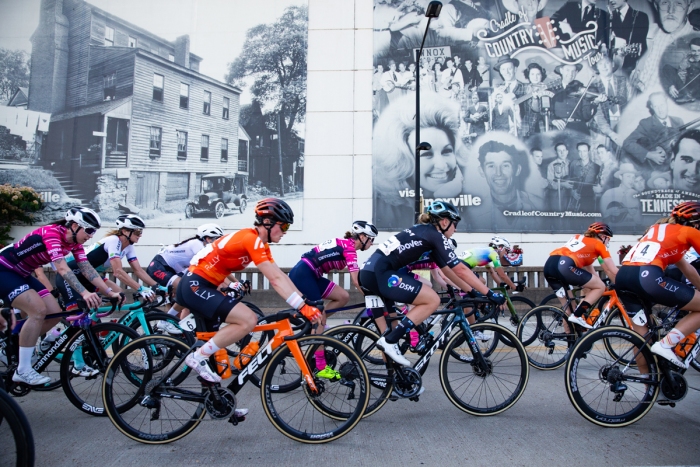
[
  {"x1": 615, "y1": 265, "x2": 695, "y2": 309},
  {"x1": 288, "y1": 261, "x2": 335, "y2": 302},
  {"x1": 147, "y1": 255, "x2": 179, "y2": 288},
  {"x1": 176, "y1": 271, "x2": 240, "y2": 331},
  {"x1": 359, "y1": 257, "x2": 423, "y2": 306},
  {"x1": 0, "y1": 265, "x2": 50, "y2": 306},
  {"x1": 544, "y1": 255, "x2": 593, "y2": 291}
]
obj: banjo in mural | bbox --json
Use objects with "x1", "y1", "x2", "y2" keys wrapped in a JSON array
[{"x1": 372, "y1": 0, "x2": 700, "y2": 235}]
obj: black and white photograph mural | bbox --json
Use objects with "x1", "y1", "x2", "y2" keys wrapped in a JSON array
[
  {"x1": 372, "y1": 0, "x2": 700, "y2": 234},
  {"x1": 0, "y1": 0, "x2": 308, "y2": 228}
]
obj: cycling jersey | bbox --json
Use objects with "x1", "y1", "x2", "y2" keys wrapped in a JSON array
[
  {"x1": 158, "y1": 238, "x2": 205, "y2": 273},
  {"x1": 459, "y1": 247, "x2": 501, "y2": 268},
  {"x1": 300, "y1": 238, "x2": 359, "y2": 277},
  {"x1": 404, "y1": 251, "x2": 439, "y2": 272},
  {"x1": 67, "y1": 235, "x2": 137, "y2": 273},
  {"x1": 550, "y1": 234, "x2": 610, "y2": 268},
  {"x1": 0, "y1": 225, "x2": 87, "y2": 277},
  {"x1": 623, "y1": 223, "x2": 700, "y2": 270},
  {"x1": 189, "y1": 229, "x2": 273, "y2": 285},
  {"x1": 364, "y1": 224, "x2": 460, "y2": 271}
]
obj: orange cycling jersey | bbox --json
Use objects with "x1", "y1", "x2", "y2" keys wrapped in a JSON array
[
  {"x1": 623, "y1": 223, "x2": 700, "y2": 270},
  {"x1": 550, "y1": 234, "x2": 610, "y2": 268},
  {"x1": 189, "y1": 228, "x2": 274, "y2": 285}
]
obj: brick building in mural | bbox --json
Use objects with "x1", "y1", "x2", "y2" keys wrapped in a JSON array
[{"x1": 28, "y1": 0, "x2": 246, "y2": 214}]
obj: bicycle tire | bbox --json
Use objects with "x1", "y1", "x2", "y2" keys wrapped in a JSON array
[
  {"x1": 539, "y1": 293, "x2": 559, "y2": 307},
  {"x1": 60, "y1": 322, "x2": 139, "y2": 416},
  {"x1": 103, "y1": 335, "x2": 205, "y2": 444},
  {"x1": 494, "y1": 295, "x2": 535, "y2": 334},
  {"x1": 261, "y1": 335, "x2": 369, "y2": 443},
  {"x1": 0, "y1": 387, "x2": 35, "y2": 467},
  {"x1": 322, "y1": 325, "x2": 392, "y2": 418},
  {"x1": 516, "y1": 306, "x2": 575, "y2": 370},
  {"x1": 439, "y1": 322, "x2": 529, "y2": 416},
  {"x1": 565, "y1": 326, "x2": 659, "y2": 427}
]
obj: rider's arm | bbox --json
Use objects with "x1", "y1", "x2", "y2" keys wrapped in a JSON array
[
  {"x1": 33, "y1": 267, "x2": 53, "y2": 290},
  {"x1": 53, "y1": 257, "x2": 100, "y2": 307},
  {"x1": 219, "y1": 274, "x2": 239, "y2": 289},
  {"x1": 600, "y1": 257, "x2": 618, "y2": 282},
  {"x1": 487, "y1": 265, "x2": 501, "y2": 287},
  {"x1": 677, "y1": 257, "x2": 700, "y2": 290},
  {"x1": 128, "y1": 259, "x2": 158, "y2": 287},
  {"x1": 431, "y1": 268, "x2": 448, "y2": 289},
  {"x1": 77, "y1": 260, "x2": 118, "y2": 297},
  {"x1": 109, "y1": 257, "x2": 143, "y2": 291},
  {"x1": 349, "y1": 270, "x2": 363, "y2": 294},
  {"x1": 495, "y1": 266, "x2": 517, "y2": 289}
]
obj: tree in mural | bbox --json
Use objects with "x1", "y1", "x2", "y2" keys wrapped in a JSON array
[
  {"x1": 225, "y1": 5, "x2": 308, "y2": 142},
  {"x1": 0, "y1": 48, "x2": 30, "y2": 101}
]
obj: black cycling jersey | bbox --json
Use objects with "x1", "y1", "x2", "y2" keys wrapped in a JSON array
[{"x1": 364, "y1": 224, "x2": 460, "y2": 271}]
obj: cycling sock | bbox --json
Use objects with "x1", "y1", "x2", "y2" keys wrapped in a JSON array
[
  {"x1": 314, "y1": 350, "x2": 327, "y2": 370},
  {"x1": 660, "y1": 328, "x2": 685, "y2": 349},
  {"x1": 573, "y1": 301, "x2": 592, "y2": 318},
  {"x1": 167, "y1": 306, "x2": 179, "y2": 316},
  {"x1": 385, "y1": 317, "x2": 415, "y2": 344},
  {"x1": 199, "y1": 340, "x2": 221, "y2": 358},
  {"x1": 17, "y1": 346, "x2": 35, "y2": 373}
]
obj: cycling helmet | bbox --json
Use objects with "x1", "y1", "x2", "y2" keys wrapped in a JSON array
[
  {"x1": 255, "y1": 198, "x2": 294, "y2": 224},
  {"x1": 352, "y1": 221, "x2": 378, "y2": 238},
  {"x1": 197, "y1": 223, "x2": 223, "y2": 239},
  {"x1": 587, "y1": 222, "x2": 613, "y2": 237},
  {"x1": 116, "y1": 214, "x2": 146, "y2": 230},
  {"x1": 489, "y1": 236, "x2": 511, "y2": 251},
  {"x1": 671, "y1": 201, "x2": 700, "y2": 225},
  {"x1": 65, "y1": 207, "x2": 101, "y2": 230},
  {"x1": 426, "y1": 201, "x2": 461, "y2": 222}
]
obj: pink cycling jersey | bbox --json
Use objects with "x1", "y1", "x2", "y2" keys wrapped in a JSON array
[
  {"x1": 300, "y1": 238, "x2": 359, "y2": 277},
  {"x1": 0, "y1": 224, "x2": 88, "y2": 277}
]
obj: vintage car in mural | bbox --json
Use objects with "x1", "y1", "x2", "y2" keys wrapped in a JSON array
[{"x1": 185, "y1": 173, "x2": 248, "y2": 219}]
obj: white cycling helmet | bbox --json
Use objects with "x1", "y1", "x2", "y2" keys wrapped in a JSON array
[
  {"x1": 489, "y1": 236, "x2": 511, "y2": 252},
  {"x1": 116, "y1": 214, "x2": 146, "y2": 231},
  {"x1": 197, "y1": 223, "x2": 223, "y2": 239},
  {"x1": 352, "y1": 221, "x2": 378, "y2": 238},
  {"x1": 65, "y1": 207, "x2": 101, "y2": 230}
]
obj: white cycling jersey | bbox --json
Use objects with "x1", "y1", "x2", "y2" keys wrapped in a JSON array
[{"x1": 157, "y1": 238, "x2": 205, "y2": 273}]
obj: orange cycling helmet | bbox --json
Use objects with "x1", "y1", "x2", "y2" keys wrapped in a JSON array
[
  {"x1": 671, "y1": 201, "x2": 700, "y2": 225},
  {"x1": 255, "y1": 197, "x2": 294, "y2": 224},
  {"x1": 587, "y1": 222, "x2": 613, "y2": 237}
]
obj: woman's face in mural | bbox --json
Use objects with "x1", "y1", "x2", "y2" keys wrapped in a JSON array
[
  {"x1": 529, "y1": 68, "x2": 542, "y2": 84},
  {"x1": 410, "y1": 127, "x2": 456, "y2": 194}
]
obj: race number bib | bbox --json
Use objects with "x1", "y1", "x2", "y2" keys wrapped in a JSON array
[
  {"x1": 631, "y1": 310, "x2": 648, "y2": 327},
  {"x1": 178, "y1": 314, "x2": 196, "y2": 332},
  {"x1": 316, "y1": 239, "x2": 337, "y2": 251},
  {"x1": 365, "y1": 295, "x2": 385, "y2": 308},
  {"x1": 565, "y1": 236, "x2": 586, "y2": 252},
  {"x1": 377, "y1": 236, "x2": 400, "y2": 256},
  {"x1": 628, "y1": 242, "x2": 660, "y2": 264},
  {"x1": 555, "y1": 287, "x2": 567, "y2": 298}
]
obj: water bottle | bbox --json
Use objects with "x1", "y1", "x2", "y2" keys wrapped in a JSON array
[
  {"x1": 674, "y1": 330, "x2": 699, "y2": 360},
  {"x1": 233, "y1": 341, "x2": 259, "y2": 370},
  {"x1": 214, "y1": 348, "x2": 233, "y2": 379},
  {"x1": 40, "y1": 328, "x2": 62, "y2": 353}
]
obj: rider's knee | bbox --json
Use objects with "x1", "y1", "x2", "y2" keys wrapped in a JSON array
[{"x1": 335, "y1": 288, "x2": 350, "y2": 306}]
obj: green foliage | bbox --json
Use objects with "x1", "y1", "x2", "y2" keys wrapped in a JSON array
[
  {"x1": 0, "y1": 48, "x2": 30, "y2": 101},
  {"x1": 225, "y1": 5, "x2": 308, "y2": 139},
  {"x1": 0, "y1": 184, "x2": 43, "y2": 247}
]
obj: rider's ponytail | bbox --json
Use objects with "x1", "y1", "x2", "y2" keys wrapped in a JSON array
[{"x1": 418, "y1": 213, "x2": 432, "y2": 224}]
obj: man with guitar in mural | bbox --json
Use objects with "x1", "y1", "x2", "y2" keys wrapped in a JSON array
[
  {"x1": 491, "y1": 55, "x2": 525, "y2": 134},
  {"x1": 622, "y1": 92, "x2": 684, "y2": 175},
  {"x1": 590, "y1": 54, "x2": 630, "y2": 148},
  {"x1": 381, "y1": 60, "x2": 401, "y2": 103},
  {"x1": 463, "y1": 92, "x2": 488, "y2": 141},
  {"x1": 568, "y1": 142, "x2": 601, "y2": 212},
  {"x1": 608, "y1": 0, "x2": 649, "y2": 75},
  {"x1": 663, "y1": 37, "x2": 700, "y2": 104}
]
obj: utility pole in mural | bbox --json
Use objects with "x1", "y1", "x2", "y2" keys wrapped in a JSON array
[
  {"x1": 0, "y1": 0, "x2": 308, "y2": 229},
  {"x1": 372, "y1": 0, "x2": 700, "y2": 235}
]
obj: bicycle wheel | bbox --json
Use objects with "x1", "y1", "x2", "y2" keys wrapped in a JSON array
[
  {"x1": 439, "y1": 322, "x2": 529, "y2": 415},
  {"x1": 0, "y1": 387, "x2": 35, "y2": 467},
  {"x1": 565, "y1": 326, "x2": 660, "y2": 427},
  {"x1": 261, "y1": 335, "x2": 369, "y2": 443},
  {"x1": 516, "y1": 306, "x2": 575, "y2": 370},
  {"x1": 539, "y1": 293, "x2": 559, "y2": 307},
  {"x1": 323, "y1": 325, "x2": 392, "y2": 417},
  {"x1": 60, "y1": 323, "x2": 139, "y2": 416},
  {"x1": 103, "y1": 335, "x2": 204, "y2": 444}
]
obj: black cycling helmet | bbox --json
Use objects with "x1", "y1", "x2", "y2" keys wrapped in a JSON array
[
  {"x1": 587, "y1": 222, "x2": 613, "y2": 237},
  {"x1": 672, "y1": 201, "x2": 700, "y2": 225},
  {"x1": 426, "y1": 201, "x2": 461, "y2": 222},
  {"x1": 255, "y1": 198, "x2": 294, "y2": 224}
]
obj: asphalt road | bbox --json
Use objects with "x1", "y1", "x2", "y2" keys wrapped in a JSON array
[{"x1": 5, "y1": 334, "x2": 700, "y2": 467}]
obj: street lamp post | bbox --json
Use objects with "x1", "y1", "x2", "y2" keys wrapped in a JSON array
[{"x1": 414, "y1": 1, "x2": 442, "y2": 221}]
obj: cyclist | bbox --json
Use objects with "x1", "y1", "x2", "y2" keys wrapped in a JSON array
[
  {"x1": 358, "y1": 201, "x2": 506, "y2": 366},
  {"x1": 544, "y1": 222, "x2": 618, "y2": 329},
  {"x1": 179, "y1": 198, "x2": 322, "y2": 388},
  {"x1": 0, "y1": 207, "x2": 121, "y2": 385},
  {"x1": 147, "y1": 223, "x2": 224, "y2": 322},
  {"x1": 616, "y1": 202, "x2": 700, "y2": 368},
  {"x1": 458, "y1": 236, "x2": 518, "y2": 290}
]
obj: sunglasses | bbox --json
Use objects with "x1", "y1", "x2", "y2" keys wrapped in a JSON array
[
  {"x1": 277, "y1": 222, "x2": 291, "y2": 232},
  {"x1": 84, "y1": 227, "x2": 97, "y2": 235},
  {"x1": 130, "y1": 229, "x2": 143, "y2": 237}
]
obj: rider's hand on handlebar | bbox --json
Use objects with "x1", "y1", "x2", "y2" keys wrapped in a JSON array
[
  {"x1": 486, "y1": 290, "x2": 506, "y2": 305},
  {"x1": 138, "y1": 286, "x2": 156, "y2": 302},
  {"x1": 300, "y1": 304, "x2": 323, "y2": 324},
  {"x1": 109, "y1": 291, "x2": 125, "y2": 306},
  {"x1": 82, "y1": 291, "x2": 102, "y2": 309},
  {"x1": 467, "y1": 289, "x2": 482, "y2": 298}
]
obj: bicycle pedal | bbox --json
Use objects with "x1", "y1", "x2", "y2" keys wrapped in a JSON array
[
  {"x1": 409, "y1": 396, "x2": 420, "y2": 402},
  {"x1": 657, "y1": 400, "x2": 676, "y2": 408},
  {"x1": 228, "y1": 414, "x2": 246, "y2": 425}
]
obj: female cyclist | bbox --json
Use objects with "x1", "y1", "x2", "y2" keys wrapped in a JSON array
[
  {"x1": 544, "y1": 222, "x2": 618, "y2": 329},
  {"x1": 289, "y1": 220, "x2": 377, "y2": 376},
  {"x1": 358, "y1": 201, "x2": 506, "y2": 366},
  {"x1": 458, "y1": 236, "x2": 518, "y2": 290},
  {"x1": 616, "y1": 202, "x2": 700, "y2": 368},
  {"x1": 178, "y1": 198, "x2": 322, "y2": 387},
  {"x1": 147, "y1": 223, "x2": 223, "y2": 322},
  {"x1": 0, "y1": 208, "x2": 121, "y2": 385}
]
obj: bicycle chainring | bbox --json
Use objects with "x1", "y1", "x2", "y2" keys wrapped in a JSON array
[
  {"x1": 392, "y1": 366, "x2": 422, "y2": 398},
  {"x1": 660, "y1": 373, "x2": 687, "y2": 402},
  {"x1": 204, "y1": 387, "x2": 237, "y2": 419}
]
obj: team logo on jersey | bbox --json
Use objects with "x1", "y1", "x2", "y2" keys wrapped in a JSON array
[
  {"x1": 569, "y1": 266, "x2": 583, "y2": 276},
  {"x1": 388, "y1": 275, "x2": 402, "y2": 287},
  {"x1": 655, "y1": 277, "x2": 679, "y2": 293},
  {"x1": 190, "y1": 280, "x2": 200, "y2": 294},
  {"x1": 8, "y1": 284, "x2": 29, "y2": 301},
  {"x1": 641, "y1": 271, "x2": 649, "y2": 278}
]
